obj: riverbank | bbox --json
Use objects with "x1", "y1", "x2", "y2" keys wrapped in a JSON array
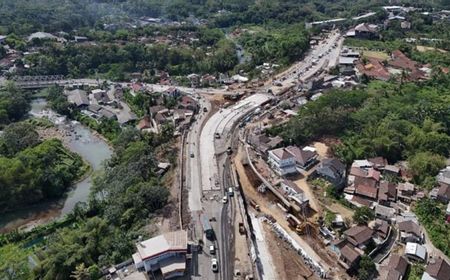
[{"x1": 0, "y1": 100, "x2": 112, "y2": 233}]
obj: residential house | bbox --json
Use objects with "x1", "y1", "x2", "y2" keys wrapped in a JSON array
[
  {"x1": 67, "y1": 89, "x2": 89, "y2": 108},
  {"x1": 422, "y1": 258, "x2": 450, "y2": 280},
  {"x1": 405, "y1": 242, "x2": 427, "y2": 262},
  {"x1": 356, "y1": 57, "x2": 391, "y2": 81},
  {"x1": 164, "y1": 87, "x2": 180, "y2": 98},
  {"x1": 132, "y1": 230, "x2": 188, "y2": 279},
  {"x1": 267, "y1": 147, "x2": 297, "y2": 176},
  {"x1": 373, "y1": 219, "x2": 390, "y2": 240},
  {"x1": 316, "y1": 158, "x2": 346, "y2": 189},
  {"x1": 379, "y1": 254, "x2": 409, "y2": 280},
  {"x1": 339, "y1": 244, "x2": 362, "y2": 270},
  {"x1": 378, "y1": 181, "x2": 397, "y2": 206},
  {"x1": 398, "y1": 220, "x2": 422, "y2": 244},
  {"x1": 339, "y1": 56, "x2": 358, "y2": 74},
  {"x1": 368, "y1": 157, "x2": 388, "y2": 170},
  {"x1": 285, "y1": 145, "x2": 318, "y2": 170},
  {"x1": 384, "y1": 165, "x2": 401, "y2": 176},
  {"x1": 178, "y1": 95, "x2": 198, "y2": 112},
  {"x1": 280, "y1": 180, "x2": 309, "y2": 209},
  {"x1": 137, "y1": 116, "x2": 153, "y2": 131},
  {"x1": 98, "y1": 108, "x2": 116, "y2": 120},
  {"x1": 343, "y1": 225, "x2": 374, "y2": 250},
  {"x1": 437, "y1": 166, "x2": 450, "y2": 187},
  {"x1": 437, "y1": 184, "x2": 450, "y2": 204},
  {"x1": 331, "y1": 239, "x2": 362, "y2": 271},
  {"x1": 248, "y1": 133, "x2": 283, "y2": 154},
  {"x1": 397, "y1": 182, "x2": 415, "y2": 203},
  {"x1": 375, "y1": 204, "x2": 396, "y2": 221},
  {"x1": 117, "y1": 110, "x2": 137, "y2": 125},
  {"x1": 354, "y1": 23, "x2": 379, "y2": 39},
  {"x1": 91, "y1": 89, "x2": 111, "y2": 105}
]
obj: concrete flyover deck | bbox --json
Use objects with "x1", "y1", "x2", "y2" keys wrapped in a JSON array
[{"x1": 199, "y1": 94, "x2": 271, "y2": 192}]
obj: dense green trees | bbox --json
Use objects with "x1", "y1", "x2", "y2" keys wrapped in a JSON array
[
  {"x1": 353, "y1": 206, "x2": 375, "y2": 225},
  {"x1": 32, "y1": 128, "x2": 172, "y2": 279},
  {"x1": 0, "y1": 139, "x2": 85, "y2": 213},
  {"x1": 415, "y1": 199, "x2": 450, "y2": 257},
  {"x1": 276, "y1": 76, "x2": 450, "y2": 188},
  {"x1": 0, "y1": 122, "x2": 39, "y2": 156},
  {"x1": 357, "y1": 255, "x2": 376, "y2": 280},
  {"x1": 0, "y1": 83, "x2": 30, "y2": 127}
]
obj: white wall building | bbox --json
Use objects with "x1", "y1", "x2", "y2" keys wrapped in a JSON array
[{"x1": 268, "y1": 148, "x2": 297, "y2": 176}]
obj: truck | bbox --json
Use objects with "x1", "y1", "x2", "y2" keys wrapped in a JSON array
[{"x1": 201, "y1": 213, "x2": 214, "y2": 240}]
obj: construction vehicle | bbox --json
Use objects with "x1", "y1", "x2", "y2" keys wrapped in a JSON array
[
  {"x1": 286, "y1": 214, "x2": 317, "y2": 235},
  {"x1": 248, "y1": 199, "x2": 260, "y2": 211}
]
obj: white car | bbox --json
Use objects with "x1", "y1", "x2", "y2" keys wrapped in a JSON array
[
  {"x1": 222, "y1": 196, "x2": 228, "y2": 204},
  {"x1": 211, "y1": 258, "x2": 219, "y2": 272},
  {"x1": 209, "y1": 245, "x2": 216, "y2": 254}
]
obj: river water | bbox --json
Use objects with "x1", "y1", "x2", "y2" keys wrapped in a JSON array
[{"x1": 0, "y1": 99, "x2": 112, "y2": 232}]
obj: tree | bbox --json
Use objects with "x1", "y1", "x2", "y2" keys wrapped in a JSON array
[
  {"x1": 408, "y1": 152, "x2": 446, "y2": 188},
  {"x1": 0, "y1": 122, "x2": 39, "y2": 156},
  {"x1": 324, "y1": 211, "x2": 336, "y2": 228},
  {"x1": 353, "y1": 206, "x2": 375, "y2": 225},
  {"x1": 357, "y1": 255, "x2": 376, "y2": 280}
]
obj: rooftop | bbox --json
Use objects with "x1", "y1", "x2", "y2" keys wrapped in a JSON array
[
  {"x1": 425, "y1": 258, "x2": 450, "y2": 280},
  {"x1": 344, "y1": 225, "x2": 373, "y2": 247},
  {"x1": 135, "y1": 230, "x2": 187, "y2": 261},
  {"x1": 405, "y1": 242, "x2": 426, "y2": 260}
]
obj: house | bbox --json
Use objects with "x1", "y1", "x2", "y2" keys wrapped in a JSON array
[
  {"x1": 117, "y1": 110, "x2": 137, "y2": 125},
  {"x1": 375, "y1": 204, "x2": 396, "y2": 221},
  {"x1": 74, "y1": 36, "x2": 88, "y2": 43},
  {"x1": 389, "y1": 50, "x2": 417, "y2": 72},
  {"x1": 285, "y1": 145, "x2": 318, "y2": 169},
  {"x1": 137, "y1": 116, "x2": 153, "y2": 131},
  {"x1": 267, "y1": 147, "x2": 297, "y2": 176},
  {"x1": 339, "y1": 56, "x2": 358, "y2": 74},
  {"x1": 132, "y1": 230, "x2": 188, "y2": 279},
  {"x1": 422, "y1": 258, "x2": 450, "y2": 280},
  {"x1": 0, "y1": 35, "x2": 6, "y2": 44},
  {"x1": 355, "y1": 183, "x2": 378, "y2": 200},
  {"x1": 280, "y1": 180, "x2": 309, "y2": 209},
  {"x1": 354, "y1": 23, "x2": 379, "y2": 39},
  {"x1": 164, "y1": 87, "x2": 180, "y2": 98},
  {"x1": 379, "y1": 254, "x2": 409, "y2": 280},
  {"x1": 373, "y1": 219, "x2": 390, "y2": 240},
  {"x1": 343, "y1": 225, "x2": 374, "y2": 249},
  {"x1": 178, "y1": 95, "x2": 197, "y2": 111},
  {"x1": 384, "y1": 165, "x2": 401, "y2": 176},
  {"x1": 356, "y1": 57, "x2": 391, "y2": 81},
  {"x1": 368, "y1": 157, "x2": 388, "y2": 170},
  {"x1": 378, "y1": 181, "x2": 397, "y2": 206},
  {"x1": 98, "y1": 108, "x2": 116, "y2": 120},
  {"x1": 437, "y1": 167, "x2": 450, "y2": 187},
  {"x1": 437, "y1": 184, "x2": 450, "y2": 204},
  {"x1": 316, "y1": 158, "x2": 346, "y2": 188},
  {"x1": 339, "y1": 244, "x2": 362, "y2": 270},
  {"x1": 248, "y1": 133, "x2": 283, "y2": 154},
  {"x1": 405, "y1": 242, "x2": 427, "y2": 262},
  {"x1": 67, "y1": 89, "x2": 89, "y2": 108},
  {"x1": 397, "y1": 182, "x2": 415, "y2": 203},
  {"x1": 398, "y1": 220, "x2": 422, "y2": 244}
]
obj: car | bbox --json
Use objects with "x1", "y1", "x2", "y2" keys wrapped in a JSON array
[
  {"x1": 211, "y1": 258, "x2": 219, "y2": 272},
  {"x1": 203, "y1": 107, "x2": 208, "y2": 112},
  {"x1": 222, "y1": 196, "x2": 228, "y2": 204},
  {"x1": 209, "y1": 245, "x2": 216, "y2": 254},
  {"x1": 226, "y1": 147, "x2": 232, "y2": 155},
  {"x1": 228, "y1": 187, "x2": 234, "y2": 197},
  {"x1": 190, "y1": 153, "x2": 194, "y2": 158},
  {"x1": 215, "y1": 132, "x2": 220, "y2": 139}
]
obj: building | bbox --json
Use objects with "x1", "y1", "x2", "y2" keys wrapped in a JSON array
[
  {"x1": 27, "y1": 32, "x2": 58, "y2": 42},
  {"x1": 132, "y1": 231, "x2": 188, "y2": 279},
  {"x1": 354, "y1": 23, "x2": 379, "y2": 39},
  {"x1": 437, "y1": 166, "x2": 450, "y2": 187},
  {"x1": 380, "y1": 254, "x2": 409, "y2": 280},
  {"x1": 397, "y1": 182, "x2": 415, "y2": 203},
  {"x1": 339, "y1": 56, "x2": 358, "y2": 74},
  {"x1": 248, "y1": 133, "x2": 283, "y2": 154},
  {"x1": 422, "y1": 258, "x2": 450, "y2": 280},
  {"x1": 267, "y1": 147, "x2": 297, "y2": 176},
  {"x1": 67, "y1": 89, "x2": 89, "y2": 108},
  {"x1": 280, "y1": 180, "x2": 309, "y2": 209},
  {"x1": 378, "y1": 181, "x2": 397, "y2": 206},
  {"x1": 375, "y1": 204, "x2": 396, "y2": 221},
  {"x1": 398, "y1": 220, "x2": 422, "y2": 244},
  {"x1": 437, "y1": 184, "x2": 450, "y2": 204},
  {"x1": 343, "y1": 225, "x2": 374, "y2": 250},
  {"x1": 316, "y1": 158, "x2": 346, "y2": 188},
  {"x1": 285, "y1": 145, "x2": 318, "y2": 169},
  {"x1": 405, "y1": 242, "x2": 427, "y2": 262},
  {"x1": 339, "y1": 244, "x2": 362, "y2": 270}
]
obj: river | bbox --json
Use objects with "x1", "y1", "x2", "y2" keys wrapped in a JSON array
[{"x1": 0, "y1": 99, "x2": 112, "y2": 232}]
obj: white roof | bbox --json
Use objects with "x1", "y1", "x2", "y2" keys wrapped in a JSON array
[
  {"x1": 405, "y1": 242, "x2": 427, "y2": 260},
  {"x1": 28, "y1": 32, "x2": 57, "y2": 41},
  {"x1": 339, "y1": 56, "x2": 357, "y2": 65},
  {"x1": 136, "y1": 230, "x2": 187, "y2": 260},
  {"x1": 352, "y1": 160, "x2": 373, "y2": 168}
]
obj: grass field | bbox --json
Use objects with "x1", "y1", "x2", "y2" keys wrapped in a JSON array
[{"x1": 363, "y1": 50, "x2": 389, "y2": 60}]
